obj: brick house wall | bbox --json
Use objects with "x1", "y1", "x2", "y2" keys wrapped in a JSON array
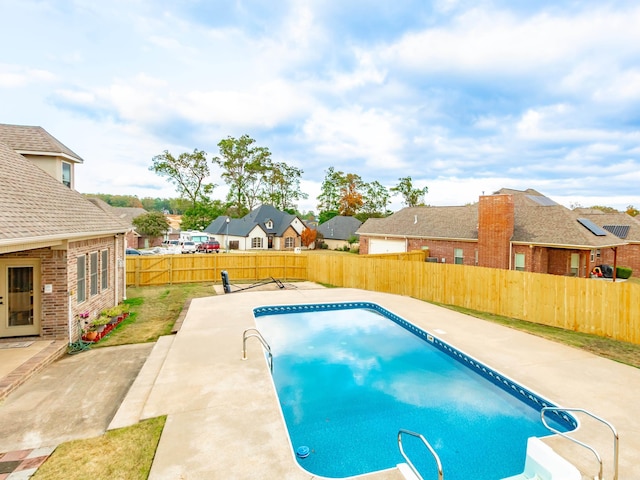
[
  {"x1": 477, "y1": 195, "x2": 514, "y2": 269},
  {"x1": 68, "y1": 236, "x2": 125, "y2": 339},
  {"x1": 1, "y1": 235, "x2": 124, "y2": 340},
  {"x1": 407, "y1": 238, "x2": 477, "y2": 264},
  {"x1": 359, "y1": 237, "x2": 370, "y2": 254},
  {"x1": 598, "y1": 244, "x2": 640, "y2": 276},
  {"x1": 280, "y1": 226, "x2": 301, "y2": 250}
]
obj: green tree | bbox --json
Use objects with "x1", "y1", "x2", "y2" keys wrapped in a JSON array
[
  {"x1": 132, "y1": 211, "x2": 170, "y2": 237},
  {"x1": 318, "y1": 210, "x2": 339, "y2": 224},
  {"x1": 361, "y1": 180, "x2": 390, "y2": 216},
  {"x1": 317, "y1": 167, "x2": 345, "y2": 213},
  {"x1": 181, "y1": 199, "x2": 227, "y2": 231},
  {"x1": 149, "y1": 149, "x2": 215, "y2": 210},
  {"x1": 213, "y1": 135, "x2": 271, "y2": 215},
  {"x1": 261, "y1": 162, "x2": 308, "y2": 211},
  {"x1": 390, "y1": 176, "x2": 428, "y2": 207}
]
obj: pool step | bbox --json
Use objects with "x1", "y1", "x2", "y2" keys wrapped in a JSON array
[{"x1": 501, "y1": 437, "x2": 581, "y2": 480}]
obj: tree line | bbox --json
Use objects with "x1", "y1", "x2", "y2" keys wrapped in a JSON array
[{"x1": 87, "y1": 134, "x2": 639, "y2": 233}]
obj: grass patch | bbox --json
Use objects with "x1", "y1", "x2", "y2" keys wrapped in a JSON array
[
  {"x1": 32, "y1": 416, "x2": 166, "y2": 480},
  {"x1": 94, "y1": 283, "x2": 215, "y2": 348},
  {"x1": 438, "y1": 303, "x2": 640, "y2": 369}
]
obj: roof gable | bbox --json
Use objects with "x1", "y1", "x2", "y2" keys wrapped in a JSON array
[
  {"x1": 0, "y1": 123, "x2": 84, "y2": 163},
  {"x1": 0, "y1": 141, "x2": 127, "y2": 245},
  {"x1": 205, "y1": 205, "x2": 303, "y2": 237}
]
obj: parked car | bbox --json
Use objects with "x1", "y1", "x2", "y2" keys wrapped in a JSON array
[
  {"x1": 162, "y1": 240, "x2": 181, "y2": 254},
  {"x1": 140, "y1": 247, "x2": 165, "y2": 255},
  {"x1": 196, "y1": 241, "x2": 221, "y2": 253},
  {"x1": 126, "y1": 248, "x2": 141, "y2": 255},
  {"x1": 180, "y1": 241, "x2": 197, "y2": 254}
]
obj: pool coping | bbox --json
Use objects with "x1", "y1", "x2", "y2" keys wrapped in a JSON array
[{"x1": 135, "y1": 287, "x2": 638, "y2": 480}]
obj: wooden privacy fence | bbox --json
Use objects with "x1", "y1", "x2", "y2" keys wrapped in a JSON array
[
  {"x1": 127, "y1": 251, "x2": 640, "y2": 345},
  {"x1": 126, "y1": 253, "x2": 308, "y2": 287},
  {"x1": 305, "y1": 254, "x2": 640, "y2": 345}
]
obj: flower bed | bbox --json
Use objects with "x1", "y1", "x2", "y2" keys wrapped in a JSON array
[{"x1": 81, "y1": 312, "x2": 129, "y2": 343}]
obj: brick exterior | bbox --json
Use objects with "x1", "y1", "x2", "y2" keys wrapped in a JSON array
[
  {"x1": 0, "y1": 235, "x2": 125, "y2": 340},
  {"x1": 477, "y1": 195, "x2": 514, "y2": 269},
  {"x1": 598, "y1": 244, "x2": 640, "y2": 275},
  {"x1": 406, "y1": 238, "x2": 476, "y2": 264}
]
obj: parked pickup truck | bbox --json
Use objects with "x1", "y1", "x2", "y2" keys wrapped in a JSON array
[{"x1": 196, "y1": 241, "x2": 221, "y2": 253}]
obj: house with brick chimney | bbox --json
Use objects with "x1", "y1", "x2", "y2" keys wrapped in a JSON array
[
  {"x1": 0, "y1": 124, "x2": 129, "y2": 342},
  {"x1": 357, "y1": 188, "x2": 639, "y2": 278}
]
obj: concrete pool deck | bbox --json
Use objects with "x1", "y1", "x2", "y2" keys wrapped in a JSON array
[{"x1": 112, "y1": 285, "x2": 639, "y2": 479}]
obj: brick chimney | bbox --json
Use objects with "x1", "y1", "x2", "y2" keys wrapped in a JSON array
[{"x1": 477, "y1": 194, "x2": 514, "y2": 269}]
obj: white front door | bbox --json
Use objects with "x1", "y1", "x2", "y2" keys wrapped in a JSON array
[{"x1": 0, "y1": 259, "x2": 41, "y2": 337}]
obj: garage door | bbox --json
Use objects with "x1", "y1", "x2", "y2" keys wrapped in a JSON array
[{"x1": 369, "y1": 239, "x2": 406, "y2": 254}]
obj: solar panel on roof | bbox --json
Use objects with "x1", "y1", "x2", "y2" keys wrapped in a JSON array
[
  {"x1": 603, "y1": 225, "x2": 630, "y2": 239},
  {"x1": 526, "y1": 195, "x2": 558, "y2": 206},
  {"x1": 577, "y1": 218, "x2": 608, "y2": 236}
]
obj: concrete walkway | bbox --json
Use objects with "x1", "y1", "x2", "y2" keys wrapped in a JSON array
[{"x1": 111, "y1": 286, "x2": 639, "y2": 480}]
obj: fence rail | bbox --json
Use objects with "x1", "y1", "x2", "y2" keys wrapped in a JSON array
[{"x1": 127, "y1": 251, "x2": 640, "y2": 345}]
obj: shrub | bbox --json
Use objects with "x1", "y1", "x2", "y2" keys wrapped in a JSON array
[{"x1": 616, "y1": 266, "x2": 632, "y2": 279}]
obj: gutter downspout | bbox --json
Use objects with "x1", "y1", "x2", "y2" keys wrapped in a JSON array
[{"x1": 613, "y1": 247, "x2": 618, "y2": 282}]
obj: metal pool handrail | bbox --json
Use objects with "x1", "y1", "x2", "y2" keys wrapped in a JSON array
[
  {"x1": 397, "y1": 429, "x2": 444, "y2": 480},
  {"x1": 242, "y1": 328, "x2": 273, "y2": 372},
  {"x1": 541, "y1": 407, "x2": 618, "y2": 480}
]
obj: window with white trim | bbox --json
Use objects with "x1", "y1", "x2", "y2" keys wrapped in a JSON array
[
  {"x1": 90, "y1": 252, "x2": 99, "y2": 296},
  {"x1": 101, "y1": 249, "x2": 109, "y2": 290},
  {"x1": 570, "y1": 253, "x2": 580, "y2": 276},
  {"x1": 62, "y1": 162, "x2": 71, "y2": 188},
  {"x1": 285, "y1": 237, "x2": 294, "y2": 248},
  {"x1": 514, "y1": 253, "x2": 525, "y2": 271},
  {"x1": 251, "y1": 237, "x2": 263, "y2": 248},
  {"x1": 454, "y1": 248, "x2": 464, "y2": 264},
  {"x1": 77, "y1": 256, "x2": 86, "y2": 303}
]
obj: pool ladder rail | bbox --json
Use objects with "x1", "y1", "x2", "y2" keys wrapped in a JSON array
[
  {"x1": 396, "y1": 407, "x2": 618, "y2": 480},
  {"x1": 397, "y1": 429, "x2": 443, "y2": 480},
  {"x1": 541, "y1": 407, "x2": 619, "y2": 480},
  {"x1": 242, "y1": 328, "x2": 273, "y2": 372}
]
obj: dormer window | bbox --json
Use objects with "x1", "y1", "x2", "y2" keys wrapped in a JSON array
[
  {"x1": 265, "y1": 219, "x2": 273, "y2": 229},
  {"x1": 62, "y1": 161, "x2": 71, "y2": 188}
]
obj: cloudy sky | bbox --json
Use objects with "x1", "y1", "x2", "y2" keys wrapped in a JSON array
[{"x1": 2, "y1": 0, "x2": 640, "y2": 213}]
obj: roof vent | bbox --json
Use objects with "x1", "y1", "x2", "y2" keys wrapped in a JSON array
[{"x1": 414, "y1": 215, "x2": 418, "y2": 224}]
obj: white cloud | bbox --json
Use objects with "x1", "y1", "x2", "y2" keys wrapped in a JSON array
[
  {"x1": 303, "y1": 106, "x2": 406, "y2": 170},
  {"x1": 380, "y1": 6, "x2": 640, "y2": 79},
  {"x1": 0, "y1": 65, "x2": 56, "y2": 87}
]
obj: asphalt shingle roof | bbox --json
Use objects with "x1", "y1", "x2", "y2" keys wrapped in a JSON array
[
  {"x1": 358, "y1": 189, "x2": 627, "y2": 249},
  {"x1": 205, "y1": 205, "x2": 301, "y2": 237},
  {"x1": 317, "y1": 216, "x2": 362, "y2": 240},
  {"x1": 0, "y1": 141, "x2": 128, "y2": 245},
  {"x1": 0, "y1": 123, "x2": 83, "y2": 163}
]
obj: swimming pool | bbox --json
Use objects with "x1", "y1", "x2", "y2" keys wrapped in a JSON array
[{"x1": 254, "y1": 302, "x2": 576, "y2": 479}]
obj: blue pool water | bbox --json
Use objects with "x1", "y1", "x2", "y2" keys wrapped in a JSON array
[{"x1": 254, "y1": 302, "x2": 575, "y2": 480}]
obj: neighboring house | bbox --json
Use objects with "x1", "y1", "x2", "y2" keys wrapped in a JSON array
[
  {"x1": 164, "y1": 214, "x2": 182, "y2": 242},
  {"x1": 573, "y1": 208, "x2": 640, "y2": 274},
  {"x1": 0, "y1": 126, "x2": 128, "y2": 341},
  {"x1": 205, "y1": 205, "x2": 306, "y2": 251},
  {"x1": 88, "y1": 198, "x2": 150, "y2": 248},
  {"x1": 317, "y1": 216, "x2": 362, "y2": 250},
  {"x1": 357, "y1": 188, "x2": 631, "y2": 278}
]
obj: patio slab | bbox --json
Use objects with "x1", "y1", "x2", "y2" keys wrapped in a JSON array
[{"x1": 135, "y1": 287, "x2": 639, "y2": 480}]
